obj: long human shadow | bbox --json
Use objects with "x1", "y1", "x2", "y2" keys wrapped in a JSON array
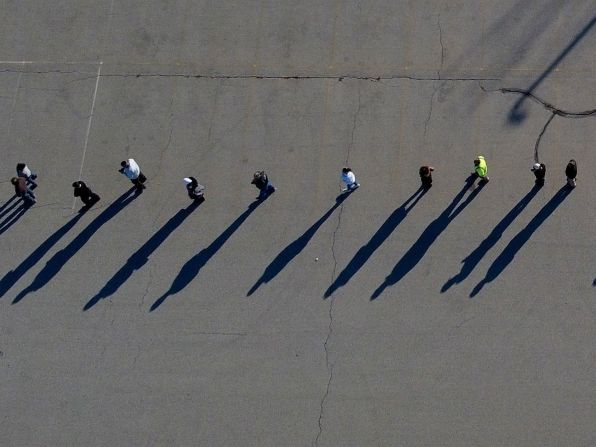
[
  {"x1": 247, "y1": 193, "x2": 350, "y2": 297},
  {"x1": 324, "y1": 187, "x2": 427, "y2": 299},
  {"x1": 441, "y1": 185, "x2": 541, "y2": 293},
  {"x1": 508, "y1": 14, "x2": 596, "y2": 123},
  {"x1": 0, "y1": 204, "x2": 27, "y2": 235},
  {"x1": 0, "y1": 196, "x2": 19, "y2": 219},
  {"x1": 13, "y1": 188, "x2": 140, "y2": 304},
  {"x1": 470, "y1": 185, "x2": 572, "y2": 297},
  {"x1": 371, "y1": 176, "x2": 484, "y2": 300},
  {"x1": 150, "y1": 200, "x2": 263, "y2": 311},
  {"x1": 0, "y1": 213, "x2": 83, "y2": 299},
  {"x1": 83, "y1": 201, "x2": 201, "y2": 311}
]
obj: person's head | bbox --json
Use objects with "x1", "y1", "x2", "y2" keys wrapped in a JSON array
[
  {"x1": 120, "y1": 160, "x2": 129, "y2": 168},
  {"x1": 16, "y1": 163, "x2": 26, "y2": 171},
  {"x1": 474, "y1": 158, "x2": 480, "y2": 166},
  {"x1": 10, "y1": 177, "x2": 18, "y2": 185},
  {"x1": 342, "y1": 167, "x2": 351, "y2": 173},
  {"x1": 72, "y1": 181, "x2": 81, "y2": 188},
  {"x1": 568, "y1": 159, "x2": 576, "y2": 165},
  {"x1": 420, "y1": 166, "x2": 430, "y2": 176},
  {"x1": 531, "y1": 163, "x2": 541, "y2": 171}
]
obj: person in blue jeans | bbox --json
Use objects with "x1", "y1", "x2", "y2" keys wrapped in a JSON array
[
  {"x1": 251, "y1": 171, "x2": 275, "y2": 200},
  {"x1": 11, "y1": 177, "x2": 36, "y2": 207}
]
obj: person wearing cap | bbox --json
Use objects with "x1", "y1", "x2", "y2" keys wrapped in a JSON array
[
  {"x1": 341, "y1": 167, "x2": 360, "y2": 192},
  {"x1": 183, "y1": 177, "x2": 205, "y2": 203},
  {"x1": 11, "y1": 177, "x2": 36, "y2": 207},
  {"x1": 472, "y1": 156, "x2": 489, "y2": 182},
  {"x1": 531, "y1": 162, "x2": 546, "y2": 186},
  {"x1": 16, "y1": 163, "x2": 38, "y2": 189},
  {"x1": 72, "y1": 181, "x2": 101, "y2": 210},
  {"x1": 119, "y1": 159, "x2": 147, "y2": 191},
  {"x1": 565, "y1": 159, "x2": 577, "y2": 187},
  {"x1": 251, "y1": 171, "x2": 275, "y2": 200},
  {"x1": 419, "y1": 165, "x2": 435, "y2": 188}
]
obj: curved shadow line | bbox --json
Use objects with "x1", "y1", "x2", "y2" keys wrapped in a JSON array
[
  {"x1": 324, "y1": 187, "x2": 427, "y2": 299},
  {"x1": 441, "y1": 185, "x2": 541, "y2": 293},
  {"x1": 470, "y1": 185, "x2": 572, "y2": 297},
  {"x1": 371, "y1": 177, "x2": 483, "y2": 300},
  {"x1": 0, "y1": 213, "x2": 83, "y2": 298},
  {"x1": 248, "y1": 193, "x2": 350, "y2": 297},
  {"x1": 150, "y1": 200, "x2": 263, "y2": 311},
  {"x1": 13, "y1": 188, "x2": 139, "y2": 304},
  {"x1": 84, "y1": 201, "x2": 201, "y2": 311}
]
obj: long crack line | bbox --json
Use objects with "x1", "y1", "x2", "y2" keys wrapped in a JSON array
[
  {"x1": 534, "y1": 112, "x2": 556, "y2": 163},
  {"x1": 481, "y1": 85, "x2": 596, "y2": 117}
]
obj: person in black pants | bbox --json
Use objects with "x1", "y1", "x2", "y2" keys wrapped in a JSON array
[
  {"x1": 72, "y1": 181, "x2": 101, "y2": 210},
  {"x1": 251, "y1": 171, "x2": 275, "y2": 200},
  {"x1": 419, "y1": 166, "x2": 435, "y2": 188},
  {"x1": 565, "y1": 159, "x2": 577, "y2": 187},
  {"x1": 531, "y1": 163, "x2": 546, "y2": 186},
  {"x1": 183, "y1": 177, "x2": 205, "y2": 203}
]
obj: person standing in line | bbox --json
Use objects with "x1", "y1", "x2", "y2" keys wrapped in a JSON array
[
  {"x1": 565, "y1": 159, "x2": 577, "y2": 187},
  {"x1": 419, "y1": 166, "x2": 435, "y2": 188},
  {"x1": 72, "y1": 181, "x2": 101, "y2": 210},
  {"x1": 341, "y1": 167, "x2": 360, "y2": 192},
  {"x1": 531, "y1": 163, "x2": 546, "y2": 186},
  {"x1": 11, "y1": 177, "x2": 36, "y2": 207},
  {"x1": 119, "y1": 159, "x2": 147, "y2": 191},
  {"x1": 251, "y1": 171, "x2": 275, "y2": 200},
  {"x1": 16, "y1": 163, "x2": 38, "y2": 189},
  {"x1": 183, "y1": 177, "x2": 205, "y2": 203},
  {"x1": 473, "y1": 156, "x2": 489, "y2": 182}
]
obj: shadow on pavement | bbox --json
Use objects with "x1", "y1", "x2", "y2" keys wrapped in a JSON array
[
  {"x1": 248, "y1": 192, "x2": 350, "y2": 297},
  {"x1": 0, "y1": 195, "x2": 19, "y2": 219},
  {"x1": 83, "y1": 201, "x2": 201, "y2": 311},
  {"x1": 508, "y1": 14, "x2": 596, "y2": 124},
  {"x1": 0, "y1": 213, "x2": 83, "y2": 299},
  {"x1": 371, "y1": 176, "x2": 484, "y2": 301},
  {"x1": 12, "y1": 188, "x2": 140, "y2": 304},
  {"x1": 470, "y1": 185, "x2": 572, "y2": 297},
  {"x1": 150, "y1": 200, "x2": 263, "y2": 311},
  {"x1": 324, "y1": 186, "x2": 427, "y2": 299},
  {"x1": 0, "y1": 204, "x2": 27, "y2": 235},
  {"x1": 441, "y1": 184, "x2": 541, "y2": 293}
]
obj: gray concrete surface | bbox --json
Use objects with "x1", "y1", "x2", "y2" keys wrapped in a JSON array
[{"x1": 1, "y1": 1, "x2": 595, "y2": 446}]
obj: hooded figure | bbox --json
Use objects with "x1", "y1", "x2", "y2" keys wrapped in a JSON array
[
  {"x1": 73, "y1": 181, "x2": 100, "y2": 208},
  {"x1": 531, "y1": 163, "x2": 546, "y2": 186}
]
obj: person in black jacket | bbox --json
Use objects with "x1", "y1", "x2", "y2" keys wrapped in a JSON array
[
  {"x1": 565, "y1": 159, "x2": 577, "y2": 187},
  {"x1": 72, "y1": 181, "x2": 100, "y2": 210},
  {"x1": 531, "y1": 163, "x2": 546, "y2": 186},
  {"x1": 419, "y1": 166, "x2": 435, "y2": 188},
  {"x1": 251, "y1": 171, "x2": 275, "y2": 200},
  {"x1": 183, "y1": 177, "x2": 205, "y2": 203}
]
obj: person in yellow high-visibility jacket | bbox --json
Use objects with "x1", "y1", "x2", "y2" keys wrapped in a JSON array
[{"x1": 473, "y1": 156, "x2": 489, "y2": 182}]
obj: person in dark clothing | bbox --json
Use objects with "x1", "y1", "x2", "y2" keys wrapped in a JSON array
[
  {"x1": 565, "y1": 159, "x2": 577, "y2": 187},
  {"x1": 419, "y1": 166, "x2": 435, "y2": 188},
  {"x1": 251, "y1": 171, "x2": 275, "y2": 200},
  {"x1": 183, "y1": 177, "x2": 205, "y2": 203},
  {"x1": 11, "y1": 177, "x2": 36, "y2": 207},
  {"x1": 72, "y1": 181, "x2": 101, "y2": 210},
  {"x1": 531, "y1": 163, "x2": 546, "y2": 186},
  {"x1": 16, "y1": 163, "x2": 38, "y2": 189}
]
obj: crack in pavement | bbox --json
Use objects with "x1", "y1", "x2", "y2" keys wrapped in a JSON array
[
  {"x1": 437, "y1": 14, "x2": 445, "y2": 77},
  {"x1": 534, "y1": 112, "x2": 556, "y2": 163},
  {"x1": 481, "y1": 85, "x2": 596, "y2": 118},
  {"x1": 423, "y1": 81, "x2": 440, "y2": 138}
]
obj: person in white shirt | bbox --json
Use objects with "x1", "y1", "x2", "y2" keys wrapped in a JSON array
[
  {"x1": 16, "y1": 163, "x2": 38, "y2": 189},
  {"x1": 341, "y1": 167, "x2": 360, "y2": 192},
  {"x1": 119, "y1": 159, "x2": 147, "y2": 191},
  {"x1": 183, "y1": 177, "x2": 205, "y2": 203}
]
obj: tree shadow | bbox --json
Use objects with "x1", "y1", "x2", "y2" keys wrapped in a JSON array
[
  {"x1": 12, "y1": 188, "x2": 140, "y2": 304},
  {"x1": 247, "y1": 193, "x2": 350, "y2": 297},
  {"x1": 0, "y1": 213, "x2": 83, "y2": 299},
  {"x1": 470, "y1": 185, "x2": 572, "y2": 297},
  {"x1": 441, "y1": 185, "x2": 541, "y2": 293},
  {"x1": 0, "y1": 203, "x2": 27, "y2": 235},
  {"x1": 371, "y1": 176, "x2": 484, "y2": 300},
  {"x1": 324, "y1": 186, "x2": 427, "y2": 299},
  {"x1": 508, "y1": 14, "x2": 596, "y2": 124},
  {"x1": 84, "y1": 201, "x2": 201, "y2": 311},
  {"x1": 150, "y1": 200, "x2": 263, "y2": 311}
]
